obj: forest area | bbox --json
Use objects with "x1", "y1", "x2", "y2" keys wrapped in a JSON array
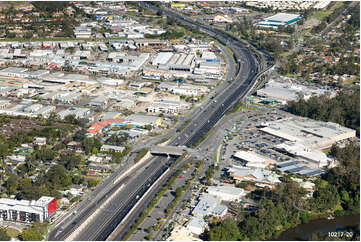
[{"x1": 286, "y1": 89, "x2": 360, "y2": 136}]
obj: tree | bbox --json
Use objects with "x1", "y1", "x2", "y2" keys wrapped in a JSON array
[
  {"x1": 82, "y1": 137, "x2": 102, "y2": 155},
  {"x1": 0, "y1": 228, "x2": 10, "y2": 241},
  {"x1": 6, "y1": 174, "x2": 18, "y2": 195},
  {"x1": 24, "y1": 32, "x2": 33, "y2": 39},
  {"x1": 88, "y1": 179, "x2": 99, "y2": 188},
  {"x1": 0, "y1": 143, "x2": 9, "y2": 159},
  {"x1": 73, "y1": 129, "x2": 87, "y2": 142},
  {"x1": 19, "y1": 228, "x2": 43, "y2": 241},
  {"x1": 209, "y1": 218, "x2": 239, "y2": 241}
]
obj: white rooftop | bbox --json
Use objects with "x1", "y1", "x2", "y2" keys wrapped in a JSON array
[
  {"x1": 261, "y1": 117, "x2": 356, "y2": 149},
  {"x1": 264, "y1": 13, "x2": 301, "y2": 23},
  {"x1": 233, "y1": 150, "x2": 271, "y2": 168}
]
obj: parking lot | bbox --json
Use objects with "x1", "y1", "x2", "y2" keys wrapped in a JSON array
[{"x1": 219, "y1": 108, "x2": 294, "y2": 171}]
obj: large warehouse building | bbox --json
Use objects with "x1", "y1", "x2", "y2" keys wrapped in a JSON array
[
  {"x1": 0, "y1": 196, "x2": 56, "y2": 223},
  {"x1": 152, "y1": 52, "x2": 195, "y2": 72},
  {"x1": 257, "y1": 13, "x2": 302, "y2": 28}
]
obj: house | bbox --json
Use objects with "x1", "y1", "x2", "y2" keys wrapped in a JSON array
[
  {"x1": 100, "y1": 145, "x2": 125, "y2": 153},
  {"x1": 34, "y1": 137, "x2": 46, "y2": 146},
  {"x1": 66, "y1": 141, "x2": 83, "y2": 152}
]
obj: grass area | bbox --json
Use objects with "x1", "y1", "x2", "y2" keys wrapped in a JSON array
[
  {"x1": 176, "y1": 119, "x2": 191, "y2": 133},
  {"x1": 190, "y1": 126, "x2": 215, "y2": 148},
  {"x1": 281, "y1": 72, "x2": 302, "y2": 78},
  {"x1": 134, "y1": 148, "x2": 149, "y2": 163},
  {"x1": 229, "y1": 102, "x2": 259, "y2": 114},
  {"x1": 309, "y1": 1, "x2": 343, "y2": 21},
  {"x1": 280, "y1": 49, "x2": 294, "y2": 57},
  {"x1": 322, "y1": 147, "x2": 332, "y2": 154},
  {"x1": 155, "y1": 136, "x2": 172, "y2": 145},
  {"x1": 6, "y1": 227, "x2": 21, "y2": 238},
  {"x1": 311, "y1": 11, "x2": 331, "y2": 21}
]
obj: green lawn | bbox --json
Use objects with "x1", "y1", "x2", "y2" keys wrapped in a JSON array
[
  {"x1": 309, "y1": 1, "x2": 344, "y2": 21},
  {"x1": 311, "y1": 11, "x2": 331, "y2": 21},
  {"x1": 6, "y1": 227, "x2": 21, "y2": 238}
]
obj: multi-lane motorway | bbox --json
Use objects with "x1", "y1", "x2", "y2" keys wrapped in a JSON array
[{"x1": 49, "y1": 3, "x2": 271, "y2": 241}]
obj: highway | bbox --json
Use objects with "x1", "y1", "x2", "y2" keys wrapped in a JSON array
[{"x1": 49, "y1": 3, "x2": 271, "y2": 241}]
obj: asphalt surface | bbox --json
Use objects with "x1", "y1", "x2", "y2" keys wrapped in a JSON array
[{"x1": 48, "y1": 3, "x2": 271, "y2": 241}]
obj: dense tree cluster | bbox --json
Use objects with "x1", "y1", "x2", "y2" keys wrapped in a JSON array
[
  {"x1": 286, "y1": 89, "x2": 360, "y2": 135},
  {"x1": 105, "y1": 134, "x2": 129, "y2": 146},
  {"x1": 325, "y1": 142, "x2": 360, "y2": 214},
  {"x1": 31, "y1": 1, "x2": 69, "y2": 13}
]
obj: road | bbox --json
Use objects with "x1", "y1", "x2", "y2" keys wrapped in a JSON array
[
  {"x1": 49, "y1": 3, "x2": 271, "y2": 241},
  {"x1": 320, "y1": 1, "x2": 357, "y2": 36}
]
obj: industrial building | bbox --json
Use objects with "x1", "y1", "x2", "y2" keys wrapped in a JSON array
[
  {"x1": 58, "y1": 107, "x2": 90, "y2": 120},
  {"x1": 0, "y1": 196, "x2": 56, "y2": 223},
  {"x1": 260, "y1": 117, "x2": 356, "y2": 149},
  {"x1": 152, "y1": 52, "x2": 195, "y2": 72},
  {"x1": 0, "y1": 101, "x2": 56, "y2": 118},
  {"x1": 257, "y1": 13, "x2": 302, "y2": 28}
]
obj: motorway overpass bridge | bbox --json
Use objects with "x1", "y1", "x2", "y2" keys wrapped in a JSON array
[{"x1": 150, "y1": 145, "x2": 187, "y2": 157}]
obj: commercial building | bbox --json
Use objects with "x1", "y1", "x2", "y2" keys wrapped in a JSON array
[
  {"x1": 260, "y1": 117, "x2": 356, "y2": 149},
  {"x1": 256, "y1": 80, "x2": 335, "y2": 103},
  {"x1": 257, "y1": 13, "x2": 302, "y2": 28},
  {"x1": 88, "y1": 119, "x2": 125, "y2": 135},
  {"x1": 74, "y1": 26, "x2": 92, "y2": 38},
  {"x1": 187, "y1": 217, "x2": 207, "y2": 235},
  {"x1": 276, "y1": 159, "x2": 326, "y2": 177},
  {"x1": 192, "y1": 194, "x2": 227, "y2": 218},
  {"x1": 275, "y1": 142, "x2": 331, "y2": 168},
  {"x1": 0, "y1": 196, "x2": 56, "y2": 223},
  {"x1": 207, "y1": 184, "x2": 245, "y2": 202},
  {"x1": 227, "y1": 165, "x2": 281, "y2": 189},
  {"x1": 125, "y1": 114, "x2": 162, "y2": 127},
  {"x1": 232, "y1": 150, "x2": 275, "y2": 168},
  {"x1": 213, "y1": 15, "x2": 233, "y2": 23}
]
